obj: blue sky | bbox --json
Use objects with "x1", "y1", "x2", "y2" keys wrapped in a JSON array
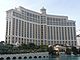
[{"x1": 0, "y1": 0, "x2": 80, "y2": 41}]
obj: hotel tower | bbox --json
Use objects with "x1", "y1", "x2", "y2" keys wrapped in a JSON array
[{"x1": 5, "y1": 6, "x2": 76, "y2": 46}]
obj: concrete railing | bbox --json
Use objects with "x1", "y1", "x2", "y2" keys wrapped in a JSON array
[{"x1": 0, "y1": 52, "x2": 49, "y2": 60}]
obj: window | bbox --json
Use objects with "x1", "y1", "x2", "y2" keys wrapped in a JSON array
[
  {"x1": 16, "y1": 19, "x2": 18, "y2": 36},
  {"x1": 38, "y1": 25, "x2": 40, "y2": 39},
  {"x1": 22, "y1": 21, "x2": 24, "y2": 37},
  {"x1": 12, "y1": 18, "x2": 15, "y2": 35},
  {"x1": 19, "y1": 20, "x2": 21, "y2": 36},
  {"x1": 48, "y1": 26, "x2": 50, "y2": 39},
  {"x1": 12, "y1": 37, "x2": 14, "y2": 43},
  {"x1": 9, "y1": 20, "x2": 11, "y2": 35},
  {"x1": 24, "y1": 22, "x2": 26, "y2": 37},
  {"x1": 6, "y1": 21, "x2": 8, "y2": 35},
  {"x1": 27, "y1": 22, "x2": 29, "y2": 38},
  {"x1": 30, "y1": 23, "x2": 32, "y2": 38}
]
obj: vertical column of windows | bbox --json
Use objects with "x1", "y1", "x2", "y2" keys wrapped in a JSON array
[
  {"x1": 31, "y1": 24, "x2": 33, "y2": 43},
  {"x1": 69, "y1": 27, "x2": 71, "y2": 40},
  {"x1": 53, "y1": 18, "x2": 56, "y2": 25},
  {"x1": 57, "y1": 27, "x2": 59, "y2": 44},
  {"x1": 17, "y1": 20, "x2": 19, "y2": 36},
  {"x1": 19, "y1": 20, "x2": 21, "y2": 36},
  {"x1": 41, "y1": 16, "x2": 43, "y2": 24},
  {"x1": 41, "y1": 16, "x2": 46, "y2": 24},
  {"x1": 58, "y1": 27, "x2": 59, "y2": 40},
  {"x1": 55, "y1": 27, "x2": 57, "y2": 41},
  {"x1": 71, "y1": 27, "x2": 73, "y2": 40},
  {"x1": 40, "y1": 24, "x2": 41, "y2": 45},
  {"x1": 49, "y1": 26, "x2": 51, "y2": 40},
  {"x1": 33, "y1": 24, "x2": 36, "y2": 38},
  {"x1": 59, "y1": 27, "x2": 61, "y2": 40},
  {"x1": 26, "y1": 22, "x2": 27, "y2": 38},
  {"x1": 36, "y1": 24, "x2": 37, "y2": 39},
  {"x1": 63, "y1": 27, "x2": 65, "y2": 42},
  {"x1": 47, "y1": 18, "x2": 49, "y2": 25},
  {"x1": 60, "y1": 27, "x2": 62, "y2": 41},
  {"x1": 30, "y1": 23, "x2": 32, "y2": 38},
  {"x1": 66, "y1": 27, "x2": 68, "y2": 41},
  {"x1": 63, "y1": 27, "x2": 65, "y2": 44},
  {"x1": 73, "y1": 27, "x2": 76, "y2": 40},
  {"x1": 38, "y1": 16, "x2": 40, "y2": 23},
  {"x1": 24, "y1": 22, "x2": 26, "y2": 37},
  {"x1": 56, "y1": 27, "x2": 58, "y2": 40},
  {"x1": 27, "y1": 17, "x2": 29, "y2": 21},
  {"x1": 55, "y1": 18, "x2": 58, "y2": 25},
  {"x1": 9, "y1": 21, "x2": 11, "y2": 35},
  {"x1": 46, "y1": 26, "x2": 48, "y2": 45},
  {"x1": 58, "y1": 27, "x2": 60, "y2": 41},
  {"x1": 14, "y1": 19, "x2": 16, "y2": 36},
  {"x1": 23, "y1": 21, "x2": 25, "y2": 37},
  {"x1": 37, "y1": 24, "x2": 39, "y2": 45},
  {"x1": 20, "y1": 21, "x2": 22, "y2": 37},
  {"x1": 72, "y1": 27, "x2": 74, "y2": 40},
  {"x1": 6, "y1": 21, "x2": 8, "y2": 35},
  {"x1": 12, "y1": 18, "x2": 15, "y2": 35},
  {"x1": 16, "y1": 19, "x2": 18, "y2": 36},
  {"x1": 41, "y1": 25, "x2": 43, "y2": 45},
  {"x1": 38, "y1": 25, "x2": 40, "y2": 39},
  {"x1": 43, "y1": 26, "x2": 44, "y2": 41},
  {"x1": 44, "y1": 25, "x2": 47, "y2": 45},
  {"x1": 44, "y1": 25, "x2": 47, "y2": 39},
  {"x1": 33, "y1": 24, "x2": 37, "y2": 44},
  {"x1": 33, "y1": 24, "x2": 34, "y2": 38},
  {"x1": 52, "y1": 27, "x2": 54, "y2": 40},
  {"x1": 22, "y1": 21, "x2": 24, "y2": 37},
  {"x1": 41, "y1": 25, "x2": 43, "y2": 39},
  {"x1": 65, "y1": 27, "x2": 67, "y2": 40},
  {"x1": 48, "y1": 26, "x2": 50, "y2": 39},
  {"x1": 62, "y1": 27, "x2": 64, "y2": 40},
  {"x1": 68, "y1": 27, "x2": 70, "y2": 40},
  {"x1": 54, "y1": 27, "x2": 55, "y2": 40},
  {"x1": 51, "y1": 27, "x2": 53, "y2": 40},
  {"x1": 27, "y1": 22, "x2": 29, "y2": 38}
]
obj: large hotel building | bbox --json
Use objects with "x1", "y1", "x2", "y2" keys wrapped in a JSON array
[{"x1": 5, "y1": 6, "x2": 76, "y2": 46}]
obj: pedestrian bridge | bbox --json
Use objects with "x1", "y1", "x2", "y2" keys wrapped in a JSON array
[{"x1": 0, "y1": 52, "x2": 48, "y2": 60}]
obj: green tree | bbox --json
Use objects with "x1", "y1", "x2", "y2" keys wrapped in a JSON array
[
  {"x1": 72, "y1": 46, "x2": 78, "y2": 55},
  {"x1": 65, "y1": 47, "x2": 71, "y2": 55}
]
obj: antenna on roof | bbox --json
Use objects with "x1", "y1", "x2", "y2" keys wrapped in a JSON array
[{"x1": 41, "y1": 0, "x2": 45, "y2": 7}]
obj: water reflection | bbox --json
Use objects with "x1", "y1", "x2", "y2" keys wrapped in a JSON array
[
  {"x1": 56, "y1": 57, "x2": 60, "y2": 60},
  {"x1": 48, "y1": 55, "x2": 79, "y2": 60}
]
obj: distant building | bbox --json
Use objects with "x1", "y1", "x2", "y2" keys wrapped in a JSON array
[
  {"x1": 76, "y1": 34, "x2": 80, "y2": 46},
  {"x1": 5, "y1": 6, "x2": 76, "y2": 46}
]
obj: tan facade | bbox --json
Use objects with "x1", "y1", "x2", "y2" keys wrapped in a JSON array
[{"x1": 5, "y1": 6, "x2": 76, "y2": 46}]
